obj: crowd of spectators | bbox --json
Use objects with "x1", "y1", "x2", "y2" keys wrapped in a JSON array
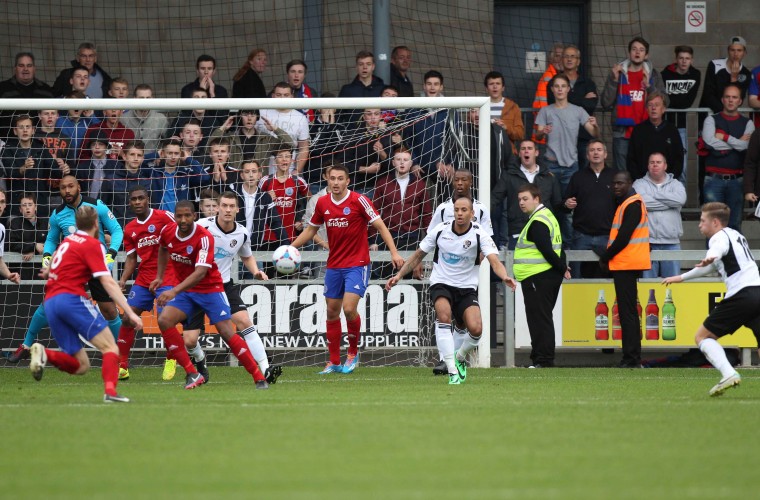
[{"x1": 3, "y1": 36, "x2": 760, "y2": 281}]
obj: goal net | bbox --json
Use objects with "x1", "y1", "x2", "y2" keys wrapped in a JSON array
[{"x1": 0, "y1": 96, "x2": 492, "y2": 369}]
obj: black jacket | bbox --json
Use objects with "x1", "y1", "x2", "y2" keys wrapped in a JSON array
[
  {"x1": 232, "y1": 70, "x2": 266, "y2": 99},
  {"x1": 626, "y1": 120, "x2": 684, "y2": 180},
  {"x1": 8, "y1": 216, "x2": 47, "y2": 254},
  {"x1": 562, "y1": 165, "x2": 617, "y2": 236},
  {"x1": 52, "y1": 60, "x2": 112, "y2": 98}
]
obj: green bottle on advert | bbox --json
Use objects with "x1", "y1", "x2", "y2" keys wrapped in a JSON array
[{"x1": 662, "y1": 288, "x2": 676, "y2": 341}]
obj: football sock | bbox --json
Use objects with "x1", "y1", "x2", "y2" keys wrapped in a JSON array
[
  {"x1": 326, "y1": 319, "x2": 342, "y2": 365},
  {"x1": 186, "y1": 342, "x2": 205, "y2": 362},
  {"x1": 23, "y1": 305, "x2": 48, "y2": 347},
  {"x1": 46, "y1": 349, "x2": 80, "y2": 374},
  {"x1": 162, "y1": 327, "x2": 197, "y2": 374},
  {"x1": 227, "y1": 335, "x2": 265, "y2": 382},
  {"x1": 456, "y1": 332, "x2": 481, "y2": 362},
  {"x1": 435, "y1": 321, "x2": 456, "y2": 375},
  {"x1": 698, "y1": 338, "x2": 738, "y2": 379},
  {"x1": 453, "y1": 325, "x2": 469, "y2": 351},
  {"x1": 346, "y1": 315, "x2": 361, "y2": 357},
  {"x1": 241, "y1": 326, "x2": 269, "y2": 372},
  {"x1": 102, "y1": 352, "x2": 120, "y2": 397},
  {"x1": 107, "y1": 316, "x2": 122, "y2": 341},
  {"x1": 117, "y1": 325, "x2": 136, "y2": 369}
]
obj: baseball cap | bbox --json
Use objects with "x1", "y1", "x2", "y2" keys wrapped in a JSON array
[
  {"x1": 729, "y1": 36, "x2": 747, "y2": 48},
  {"x1": 89, "y1": 130, "x2": 110, "y2": 147}
]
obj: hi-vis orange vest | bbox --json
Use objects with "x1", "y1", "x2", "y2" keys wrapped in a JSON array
[
  {"x1": 607, "y1": 193, "x2": 651, "y2": 271},
  {"x1": 531, "y1": 65, "x2": 557, "y2": 145}
]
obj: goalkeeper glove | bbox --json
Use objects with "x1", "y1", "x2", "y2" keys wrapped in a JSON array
[
  {"x1": 42, "y1": 255, "x2": 52, "y2": 268},
  {"x1": 105, "y1": 250, "x2": 116, "y2": 271}
]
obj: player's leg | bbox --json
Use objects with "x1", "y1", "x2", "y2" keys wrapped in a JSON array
[
  {"x1": 228, "y1": 281, "x2": 280, "y2": 382},
  {"x1": 340, "y1": 265, "x2": 370, "y2": 373},
  {"x1": 156, "y1": 301, "x2": 203, "y2": 388},
  {"x1": 183, "y1": 308, "x2": 206, "y2": 382},
  {"x1": 431, "y1": 288, "x2": 458, "y2": 384},
  {"x1": 197, "y1": 292, "x2": 268, "y2": 388},
  {"x1": 9, "y1": 303, "x2": 48, "y2": 363},
  {"x1": 90, "y1": 277, "x2": 122, "y2": 341},
  {"x1": 320, "y1": 268, "x2": 347, "y2": 373},
  {"x1": 88, "y1": 327, "x2": 130, "y2": 402},
  {"x1": 454, "y1": 302, "x2": 483, "y2": 382}
]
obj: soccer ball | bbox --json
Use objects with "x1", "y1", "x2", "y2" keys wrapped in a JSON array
[{"x1": 272, "y1": 245, "x2": 301, "y2": 275}]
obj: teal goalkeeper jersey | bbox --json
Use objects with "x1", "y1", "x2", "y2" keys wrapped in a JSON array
[{"x1": 43, "y1": 195, "x2": 123, "y2": 256}]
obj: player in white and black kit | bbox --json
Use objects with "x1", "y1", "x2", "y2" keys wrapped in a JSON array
[
  {"x1": 183, "y1": 191, "x2": 282, "y2": 384},
  {"x1": 427, "y1": 169, "x2": 494, "y2": 375},
  {"x1": 387, "y1": 197, "x2": 517, "y2": 384},
  {"x1": 663, "y1": 202, "x2": 760, "y2": 396}
]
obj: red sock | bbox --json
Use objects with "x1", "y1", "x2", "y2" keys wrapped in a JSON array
[
  {"x1": 46, "y1": 349, "x2": 80, "y2": 374},
  {"x1": 326, "y1": 319, "x2": 342, "y2": 365},
  {"x1": 162, "y1": 327, "x2": 196, "y2": 374},
  {"x1": 118, "y1": 325, "x2": 136, "y2": 369},
  {"x1": 226, "y1": 335, "x2": 265, "y2": 382},
  {"x1": 102, "y1": 352, "x2": 120, "y2": 396},
  {"x1": 347, "y1": 316, "x2": 361, "y2": 357}
]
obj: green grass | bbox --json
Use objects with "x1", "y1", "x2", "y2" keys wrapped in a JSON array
[{"x1": 0, "y1": 366, "x2": 757, "y2": 499}]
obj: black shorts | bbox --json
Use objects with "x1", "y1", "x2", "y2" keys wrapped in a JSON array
[
  {"x1": 185, "y1": 281, "x2": 246, "y2": 330},
  {"x1": 429, "y1": 283, "x2": 479, "y2": 326},
  {"x1": 87, "y1": 277, "x2": 112, "y2": 303},
  {"x1": 703, "y1": 286, "x2": 760, "y2": 343}
]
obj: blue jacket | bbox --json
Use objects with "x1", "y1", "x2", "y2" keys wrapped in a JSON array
[
  {"x1": 142, "y1": 153, "x2": 209, "y2": 209},
  {"x1": 405, "y1": 108, "x2": 449, "y2": 175},
  {"x1": 44, "y1": 195, "x2": 123, "y2": 256}
]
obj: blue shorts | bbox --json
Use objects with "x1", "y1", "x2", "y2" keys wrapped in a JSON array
[
  {"x1": 324, "y1": 265, "x2": 371, "y2": 299},
  {"x1": 127, "y1": 284, "x2": 173, "y2": 313},
  {"x1": 45, "y1": 294, "x2": 109, "y2": 356},
  {"x1": 167, "y1": 291, "x2": 231, "y2": 325}
]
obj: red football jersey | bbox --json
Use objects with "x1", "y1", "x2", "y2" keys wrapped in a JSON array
[
  {"x1": 45, "y1": 231, "x2": 110, "y2": 300},
  {"x1": 123, "y1": 209, "x2": 178, "y2": 287},
  {"x1": 159, "y1": 222, "x2": 224, "y2": 293},
  {"x1": 259, "y1": 174, "x2": 309, "y2": 240},
  {"x1": 310, "y1": 190, "x2": 379, "y2": 269}
]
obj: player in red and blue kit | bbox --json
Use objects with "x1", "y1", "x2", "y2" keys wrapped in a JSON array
[
  {"x1": 259, "y1": 146, "x2": 310, "y2": 240},
  {"x1": 153, "y1": 200, "x2": 270, "y2": 389},
  {"x1": 116, "y1": 186, "x2": 178, "y2": 379},
  {"x1": 292, "y1": 163, "x2": 404, "y2": 374},
  {"x1": 29, "y1": 206, "x2": 143, "y2": 403}
]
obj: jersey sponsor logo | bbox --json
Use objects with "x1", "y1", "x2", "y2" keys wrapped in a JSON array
[
  {"x1": 285, "y1": 187, "x2": 294, "y2": 196},
  {"x1": 148, "y1": 224, "x2": 156, "y2": 233},
  {"x1": 326, "y1": 218, "x2": 349, "y2": 228},
  {"x1": 441, "y1": 252, "x2": 470, "y2": 265},
  {"x1": 275, "y1": 197, "x2": 295, "y2": 208},
  {"x1": 137, "y1": 235, "x2": 160, "y2": 248},
  {"x1": 170, "y1": 253, "x2": 192, "y2": 265},
  {"x1": 343, "y1": 207, "x2": 351, "y2": 215},
  {"x1": 214, "y1": 248, "x2": 234, "y2": 260}
]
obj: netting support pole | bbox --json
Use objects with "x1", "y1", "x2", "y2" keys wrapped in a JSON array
[
  {"x1": 373, "y1": 0, "x2": 391, "y2": 84},
  {"x1": 476, "y1": 102, "x2": 492, "y2": 368},
  {"x1": 303, "y1": 0, "x2": 323, "y2": 93}
]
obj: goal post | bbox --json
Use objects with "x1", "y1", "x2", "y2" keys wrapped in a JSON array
[{"x1": 0, "y1": 96, "x2": 494, "y2": 368}]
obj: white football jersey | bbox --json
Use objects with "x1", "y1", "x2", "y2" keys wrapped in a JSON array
[
  {"x1": 427, "y1": 197, "x2": 493, "y2": 236},
  {"x1": 420, "y1": 221, "x2": 498, "y2": 289},
  {"x1": 197, "y1": 216, "x2": 251, "y2": 283},
  {"x1": 706, "y1": 227, "x2": 760, "y2": 298},
  {"x1": 0, "y1": 223, "x2": 5, "y2": 258}
]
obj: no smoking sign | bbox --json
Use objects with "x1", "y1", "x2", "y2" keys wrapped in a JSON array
[{"x1": 685, "y1": 2, "x2": 706, "y2": 33}]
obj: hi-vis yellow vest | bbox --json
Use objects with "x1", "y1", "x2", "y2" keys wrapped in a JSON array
[
  {"x1": 513, "y1": 207, "x2": 561, "y2": 281},
  {"x1": 608, "y1": 193, "x2": 651, "y2": 271}
]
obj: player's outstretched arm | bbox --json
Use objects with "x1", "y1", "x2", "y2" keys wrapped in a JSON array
[
  {"x1": 150, "y1": 246, "x2": 169, "y2": 292},
  {"x1": 371, "y1": 217, "x2": 404, "y2": 269},
  {"x1": 291, "y1": 224, "x2": 319, "y2": 248},
  {"x1": 486, "y1": 254, "x2": 517, "y2": 291},
  {"x1": 98, "y1": 274, "x2": 143, "y2": 330},
  {"x1": 119, "y1": 252, "x2": 138, "y2": 291},
  {"x1": 241, "y1": 255, "x2": 268, "y2": 281},
  {"x1": 0, "y1": 258, "x2": 20, "y2": 284},
  {"x1": 386, "y1": 249, "x2": 426, "y2": 291}
]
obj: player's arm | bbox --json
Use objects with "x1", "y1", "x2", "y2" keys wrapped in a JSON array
[
  {"x1": 0, "y1": 258, "x2": 21, "y2": 284},
  {"x1": 371, "y1": 217, "x2": 404, "y2": 269},
  {"x1": 119, "y1": 252, "x2": 138, "y2": 291},
  {"x1": 386, "y1": 248, "x2": 427, "y2": 290},
  {"x1": 42, "y1": 211, "x2": 61, "y2": 265},
  {"x1": 97, "y1": 274, "x2": 143, "y2": 329},
  {"x1": 241, "y1": 255, "x2": 268, "y2": 280},
  {"x1": 663, "y1": 243, "x2": 724, "y2": 286},
  {"x1": 150, "y1": 245, "x2": 169, "y2": 292},
  {"x1": 485, "y1": 253, "x2": 517, "y2": 291},
  {"x1": 296, "y1": 139, "x2": 309, "y2": 174},
  {"x1": 98, "y1": 201, "x2": 123, "y2": 267},
  {"x1": 156, "y1": 265, "x2": 209, "y2": 306},
  {"x1": 291, "y1": 224, "x2": 319, "y2": 248}
]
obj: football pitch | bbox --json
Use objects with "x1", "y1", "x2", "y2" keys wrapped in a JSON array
[{"x1": 0, "y1": 366, "x2": 757, "y2": 499}]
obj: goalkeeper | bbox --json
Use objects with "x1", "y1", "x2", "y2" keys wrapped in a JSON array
[{"x1": 8, "y1": 175, "x2": 123, "y2": 362}]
